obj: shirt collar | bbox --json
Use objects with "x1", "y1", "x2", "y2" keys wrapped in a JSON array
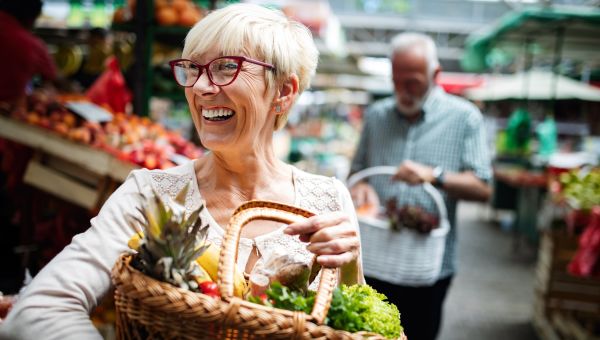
[
  {"x1": 421, "y1": 85, "x2": 443, "y2": 121},
  {"x1": 394, "y1": 85, "x2": 443, "y2": 123}
]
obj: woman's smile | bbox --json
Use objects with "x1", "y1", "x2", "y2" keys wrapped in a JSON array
[{"x1": 202, "y1": 107, "x2": 236, "y2": 122}]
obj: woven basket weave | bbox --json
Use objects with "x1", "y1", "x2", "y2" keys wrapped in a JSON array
[
  {"x1": 112, "y1": 200, "x2": 406, "y2": 340},
  {"x1": 347, "y1": 166, "x2": 450, "y2": 286}
]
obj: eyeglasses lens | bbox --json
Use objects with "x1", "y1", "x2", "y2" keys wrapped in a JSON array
[{"x1": 172, "y1": 58, "x2": 241, "y2": 87}]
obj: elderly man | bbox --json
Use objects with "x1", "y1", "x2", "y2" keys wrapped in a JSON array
[{"x1": 350, "y1": 32, "x2": 492, "y2": 340}]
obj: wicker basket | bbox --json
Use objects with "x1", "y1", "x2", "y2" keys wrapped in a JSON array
[
  {"x1": 347, "y1": 166, "x2": 450, "y2": 286},
  {"x1": 112, "y1": 200, "x2": 406, "y2": 340}
]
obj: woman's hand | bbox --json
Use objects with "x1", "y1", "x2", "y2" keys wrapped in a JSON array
[{"x1": 284, "y1": 211, "x2": 360, "y2": 268}]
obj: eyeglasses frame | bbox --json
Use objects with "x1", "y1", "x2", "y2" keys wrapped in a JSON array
[{"x1": 169, "y1": 56, "x2": 276, "y2": 88}]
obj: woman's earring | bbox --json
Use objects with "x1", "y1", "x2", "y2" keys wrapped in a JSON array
[{"x1": 275, "y1": 105, "x2": 281, "y2": 113}]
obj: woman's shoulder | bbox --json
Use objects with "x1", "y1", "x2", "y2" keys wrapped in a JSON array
[
  {"x1": 292, "y1": 166, "x2": 338, "y2": 186},
  {"x1": 129, "y1": 161, "x2": 195, "y2": 183},
  {"x1": 292, "y1": 166, "x2": 347, "y2": 213},
  {"x1": 128, "y1": 161, "x2": 200, "y2": 207}
]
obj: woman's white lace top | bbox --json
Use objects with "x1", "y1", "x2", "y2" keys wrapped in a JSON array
[
  {"x1": 148, "y1": 162, "x2": 357, "y2": 289},
  {"x1": 0, "y1": 161, "x2": 360, "y2": 340}
]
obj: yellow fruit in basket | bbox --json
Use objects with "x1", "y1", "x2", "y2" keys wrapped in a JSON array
[
  {"x1": 127, "y1": 232, "x2": 144, "y2": 250},
  {"x1": 196, "y1": 243, "x2": 247, "y2": 298},
  {"x1": 194, "y1": 264, "x2": 213, "y2": 284}
]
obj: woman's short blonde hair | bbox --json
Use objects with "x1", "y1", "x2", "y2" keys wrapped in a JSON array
[{"x1": 182, "y1": 3, "x2": 318, "y2": 130}]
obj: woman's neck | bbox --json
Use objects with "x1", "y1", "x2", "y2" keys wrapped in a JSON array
[{"x1": 195, "y1": 150, "x2": 293, "y2": 201}]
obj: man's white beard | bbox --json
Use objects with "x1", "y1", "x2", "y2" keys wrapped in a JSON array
[{"x1": 397, "y1": 84, "x2": 433, "y2": 116}]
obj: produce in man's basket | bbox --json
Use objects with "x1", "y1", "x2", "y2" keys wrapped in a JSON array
[{"x1": 385, "y1": 199, "x2": 439, "y2": 234}]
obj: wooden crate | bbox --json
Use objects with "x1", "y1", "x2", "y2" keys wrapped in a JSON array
[
  {"x1": 533, "y1": 229, "x2": 600, "y2": 339},
  {"x1": 535, "y1": 230, "x2": 600, "y2": 317},
  {"x1": 551, "y1": 312, "x2": 600, "y2": 340},
  {"x1": 0, "y1": 116, "x2": 137, "y2": 210}
]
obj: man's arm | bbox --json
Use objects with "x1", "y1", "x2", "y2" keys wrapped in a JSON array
[
  {"x1": 433, "y1": 170, "x2": 491, "y2": 201},
  {"x1": 392, "y1": 160, "x2": 491, "y2": 202},
  {"x1": 392, "y1": 105, "x2": 492, "y2": 202}
]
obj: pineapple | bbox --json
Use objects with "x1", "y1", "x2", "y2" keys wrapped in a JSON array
[{"x1": 128, "y1": 181, "x2": 210, "y2": 292}]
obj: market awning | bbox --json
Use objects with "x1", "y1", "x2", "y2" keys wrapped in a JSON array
[
  {"x1": 463, "y1": 70, "x2": 600, "y2": 101},
  {"x1": 461, "y1": 7, "x2": 600, "y2": 72},
  {"x1": 435, "y1": 72, "x2": 484, "y2": 96}
]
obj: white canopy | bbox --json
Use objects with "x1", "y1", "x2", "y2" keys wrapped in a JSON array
[{"x1": 464, "y1": 70, "x2": 600, "y2": 101}]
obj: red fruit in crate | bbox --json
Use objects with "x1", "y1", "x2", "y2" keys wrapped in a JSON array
[
  {"x1": 53, "y1": 122, "x2": 69, "y2": 136},
  {"x1": 160, "y1": 160, "x2": 176, "y2": 169},
  {"x1": 199, "y1": 281, "x2": 219, "y2": 298},
  {"x1": 63, "y1": 113, "x2": 77, "y2": 128},
  {"x1": 39, "y1": 117, "x2": 51, "y2": 129},
  {"x1": 128, "y1": 149, "x2": 144, "y2": 165},
  {"x1": 26, "y1": 112, "x2": 41, "y2": 125},
  {"x1": 143, "y1": 154, "x2": 158, "y2": 169},
  {"x1": 49, "y1": 111, "x2": 62, "y2": 123}
]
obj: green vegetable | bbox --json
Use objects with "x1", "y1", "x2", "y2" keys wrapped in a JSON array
[
  {"x1": 249, "y1": 283, "x2": 402, "y2": 339},
  {"x1": 560, "y1": 169, "x2": 600, "y2": 211},
  {"x1": 248, "y1": 282, "x2": 315, "y2": 314},
  {"x1": 327, "y1": 285, "x2": 402, "y2": 339}
]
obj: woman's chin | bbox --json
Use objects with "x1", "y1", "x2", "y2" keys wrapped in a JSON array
[{"x1": 198, "y1": 135, "x2": 234, "y2": 153}]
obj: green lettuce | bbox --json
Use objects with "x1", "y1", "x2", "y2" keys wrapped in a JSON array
[
  {"x1": 250, "y1": 283, "x2": 402, "y2": 339},
  {"x1": 327, "y1": 284, "x2": 402, "y2": 339}
]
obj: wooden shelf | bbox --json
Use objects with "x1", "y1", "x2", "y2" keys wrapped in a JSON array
[
  {"x1": 0, "y1": 116, "x2": 140, "y2": 210},
  {"x1": 0, "y1": 116, "x2": 136, "y2": 182}
]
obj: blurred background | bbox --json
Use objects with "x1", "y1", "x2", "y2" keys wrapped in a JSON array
[{"x1": 1, "y1": 0, "x2": 600, "y2": 339}]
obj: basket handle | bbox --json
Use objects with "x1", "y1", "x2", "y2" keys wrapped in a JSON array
[
  {"x1": 347, "y1": 166, "x2": 449, "y2": 223},
  {"x1": 219, "y1": 200, "x2": 338, "y2": 324}
]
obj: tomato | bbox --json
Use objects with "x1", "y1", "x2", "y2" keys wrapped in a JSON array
[{"x1": 199, "y1": 281, "x2": 219, "y2": 298}]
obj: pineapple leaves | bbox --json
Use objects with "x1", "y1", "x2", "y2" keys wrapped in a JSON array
[
  {"x1": 175, "y1": 182, "x2": 191, "y2": 205},
  {"x1": 128, "y1": 180, "x2": 211, "y2": 293}
]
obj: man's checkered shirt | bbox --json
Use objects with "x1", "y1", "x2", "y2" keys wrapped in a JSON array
[{"x1": 351, "y1": 86, "x2": 492, "y2": 282}]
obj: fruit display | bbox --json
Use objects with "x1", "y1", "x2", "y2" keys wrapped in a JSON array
[
  {"x1": 112, "y1": 0, "x2": 205, "y2": 27},
  {"x1": 7, "y1": 90, "x2": 203, "y2": 170},
  {"x1": 52, "y1": 44, "x2": 84, "y2": 78},
  {"x1": 559, "y1": 168, "x2": 600, "y2": 211},
  {"x1": 556, "y1": 168, "x2": 600, "y2": 234},
  {"x1": 568, "y1": 206, "x2": 600, "y2": 279}
]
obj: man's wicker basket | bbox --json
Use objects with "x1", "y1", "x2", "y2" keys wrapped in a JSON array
[
  {"x1": 111, "y1": 200, "x2": 406, "y2": 340},
  {"x1": 347, "y1": 166, "x2": 450, "y2": 286}
]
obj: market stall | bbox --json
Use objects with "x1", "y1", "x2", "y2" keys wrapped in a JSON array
[{"x1": 533, "y1": 168, "x2": 600, "y2": 340}]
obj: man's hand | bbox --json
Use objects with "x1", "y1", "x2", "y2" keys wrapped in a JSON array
[
  {"x1": 349, "y1": 182, "x2": 380, "y2": 217},
  {"x1": 392, "y1": 160, "x2": 435, "y2": 185}
]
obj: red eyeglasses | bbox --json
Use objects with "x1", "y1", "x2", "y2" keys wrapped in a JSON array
[{"x1": 169, "y1": 56, "x2": 276, "y2": 87}]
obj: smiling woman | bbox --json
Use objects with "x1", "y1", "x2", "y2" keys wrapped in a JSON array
[{"x1": 0, "y1": 4, "x2": 365, "y2": 340}]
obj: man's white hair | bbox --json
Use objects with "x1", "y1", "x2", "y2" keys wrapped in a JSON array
[{"x1": 390, "y1": 32, "x2": 440, "y2": 78}]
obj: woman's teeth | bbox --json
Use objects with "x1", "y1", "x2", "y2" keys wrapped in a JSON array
[{"x1": 202, "y1": 108, "x2": 235, "y2": 121}]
